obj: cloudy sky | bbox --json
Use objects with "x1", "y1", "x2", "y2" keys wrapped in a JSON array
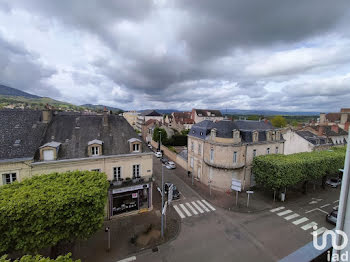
[{"x1": 0, "y1": 0, "x2": 350, "y2": 112}]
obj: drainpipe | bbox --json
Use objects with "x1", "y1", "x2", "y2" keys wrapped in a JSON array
[
  {"x1": 334, "y1": 131, "x2": 350, "y2": 260},
  {"x1": 243, "y1": 143, "x2": 248, "y2": 190}
]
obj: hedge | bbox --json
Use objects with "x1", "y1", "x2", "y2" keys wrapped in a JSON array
[
  {"x1": 252, "y1": 147, "x2": 346, "y2": 190},
  {"x1": 0, "y1": 253, "x2": 79, "y2": 262},
  {"x1": 0, "y1": 171, "x2": 109, "y2": 255}
]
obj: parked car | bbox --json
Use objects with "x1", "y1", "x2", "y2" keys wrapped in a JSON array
[
  {"x1": 155, "y1": 151, "x2": 162, "y2": 158},
  {"x1": 164, "y1": 183, "x2": 180, "y2": 200},
  {"x1": 326, "y1": 209, "x2": 338, "y2": 225},
  {"x1": 166, "y1": 161, "x2": 176, "y2": 169},
  {"x1": 161, "y1": 157, "x2": 169, "y2": 164},
  {"x1": 147, "y1": 144, "x2": 152, "y2": 149},
  {"x1": 326, "y1": 177, "x2": 342, "y2": 188}
]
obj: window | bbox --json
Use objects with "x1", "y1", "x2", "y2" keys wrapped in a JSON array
[
  {"x1": 133, "y1": 164, "x2": 140, "y2": 178},
  {"x1": 113, "y1": 167, "x2": 122, "y2": 180},
  {"x1": 253, "y1": 131, "x2": 258, "y2": 142},
  {"x1": 233, "y1": 151, "x2": 237, "y2": 163},
  {"x1": 190, "y1": 157, "x2": 194, "y2": 168},
  {"x1": 133, "y1": 143, "x2": 140, "y2": 152},
  {"x1": 91, "y1": 146, "x2": 99, "y2": 156},
  {"x1": 253, "y1": 149, "x2": 257, "y2": 157},
  {"x1": 43, "y1": 149, "x2": 54, "y2": 161},
  {"x1": 198, "y1": 144, "x2": 201, "y2": 155},
  {"x1": 2, "y1": 173, "x2": 16, "y2": 184},
  {"x1": 275, "y1": 147, "x2": 279, "y2": 154},
  {"x1": 267, "y1": 148, "x2": 270, "y2": 154},
  {"x1": 191, "y1": 142, "x2": 194, "y2": 152},
  {"x1": 200, "y1": 132, "x2": 203, "y2": 136},
  {"x1": 91, "y1": 169, "x2": 101, "y2": 172},
  {"x1": 210, "y1": 148, "x2": 214, "y2": 161}
]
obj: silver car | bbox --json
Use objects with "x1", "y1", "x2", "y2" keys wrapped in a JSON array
[
  {"x1": 326, "y1": 178, "x2": 341, "y2": 188},
  {"x1": 326, "y1": 209, "x2": 338, "y2": 225}
]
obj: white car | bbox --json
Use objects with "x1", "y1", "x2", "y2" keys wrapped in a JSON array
[
  {"x1": 147, "y1": 144, "x2": 152, "y2": 149},
  {"x1": 155, "y1": 151, "x2": 162, "y2": 158},
  {"x1": 166, "y1": 161, "x2": 176, "y2": 169}
]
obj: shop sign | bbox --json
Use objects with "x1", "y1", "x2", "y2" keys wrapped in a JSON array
[
  {"x1": 112, "y1": 183, "x2": 149, "y2": 194},
  {"x1": 132, "y1": 193, "x2": 138, "y2": 198}
]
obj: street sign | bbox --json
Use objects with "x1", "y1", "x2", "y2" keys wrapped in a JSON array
[
  {"x1": 231, "y1": 178, "x2": 242, "y2": 192},
  {"x1": 246, "y1": 190, "x2": 254, "y2": 194},
  {"x1": 168, "y1": 184, "x2": 173, "y2": 204},
  {"x1": 162, "y1": 201, "x2": 168, "y2": 215}
]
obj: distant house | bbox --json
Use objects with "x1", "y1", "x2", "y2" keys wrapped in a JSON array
[
  {"x1": 0, "y1": 108, "x2": 153, "y2": 219},
  {"x1": 136, "y1": 110, "x2": 163, "y2": 131},
  {"x1": 141, "y1": 119, "x2": 161, "y2": 143},
  {"x1": 283, "y1": 129, "x2": 333, "y2": 155},
  {"x1": 307, "y1": 125, "x2": 348, "y2": 145},
  {"x1": 319, "y1": 108, "x2": 350, "y2": 131},
  {"x1": 164, "y1": 111, "x2": 194, "y2": 131},
  {"x1": 123, "y1": 111, "x2": 139, "y2": 129},
  {"x1": 191, "y1": 108, "x2": 223, "y2": 124},
  {"x1": 187, "y1": 119, "x2": 284, "y2": 191}
]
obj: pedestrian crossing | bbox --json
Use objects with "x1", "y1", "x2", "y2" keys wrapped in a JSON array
[
  {"x1": 173, "y1": 199, "x2": 216, "y2": 219},
  {"x1": 270, "y1": 206, "x2": 330, "y2": 237}
]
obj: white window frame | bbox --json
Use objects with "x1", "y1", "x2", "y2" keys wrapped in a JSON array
[
  {"x1": 43, "y1": 149, "x2": 54, "y2": 161},
  {"x1": 210, "y1": 148, "x2": 214, "y2": 162},
  {"x1": 190, "y1": 157, "x2": 194, "y2": 168},
  {"x1": 233, "y1": 151, "x2": 237, "y2": 163},
  {"x1": 2, "y1": 173, "x2": 17, "y2": 185},
  {"x1": 91, "y1": 146, "x2": 99, "y2": 156},
  {"x1": 113, "y1": 167, "x2": 122, "y2": 180},
  {"x1": 133, "y1": 164, "x2": 140, "y2": 178},
  {"x1": 133, "y1": 143, "x2": 140, "y2": 152}
]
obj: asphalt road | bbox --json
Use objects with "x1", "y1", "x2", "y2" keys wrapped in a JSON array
[{"x1": 122, "y1": 154, "x2": 341, "y2": 262}]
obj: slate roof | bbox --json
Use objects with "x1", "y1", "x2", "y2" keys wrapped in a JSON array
[
  {"x1": 189, "y1": 119, "x2": 280, "y2": 143},
  {"x1": 325, "y1": 113, "x2": 341, "y2": 122},
  {"x1": 40, "y1": 141, "x2": 61, "y2": 148},
  {"x1": 194, "y1": 109, "x2": 222, "y2": 117},
  {"x1": 296, "y1": 131, "x2": 330, "y2": 145},
  {"x1": 0, "y1": 109, "x2": 47, "y2": 160},
  {"x1": 140, "y1": 110, "x2": 162, "y2": 116},
  {"x1": 38, "y1": 113, "x2": 151, "y2": 160},
  {"x1": 311, "y1": 126, "x2": 348, "y2": 137}
]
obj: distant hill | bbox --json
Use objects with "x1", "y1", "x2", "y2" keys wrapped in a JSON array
[
  {"x1": 220, "y1": 109, "x2": 320, "y2": 116},
  {"x1": 138, "y1": 109, "x2": 179, "y2": 114},
  {"x1": 81, "y1": 104, "x2": 123, "y2": 112},
  {"x1": 0, "y1": 84, "x2": 41, "y2": 98}
]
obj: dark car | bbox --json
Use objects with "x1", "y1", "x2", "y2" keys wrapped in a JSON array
[
  {"x1": 164, "y1": 183, "x2": 180, "y2": 200},
  {"x1": 161, "y1": 157, "x2": 169, "y2": 164},
  {"x1": 326, "y1": 209, "x2": 338, "y2": 225}
]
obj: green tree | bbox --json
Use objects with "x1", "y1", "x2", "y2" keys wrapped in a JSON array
[
  {"x1": 152, "y1": 127, "x2": 167, "y2": 144},
  {"x1": 0, "y1": 253, "x2": 79, "y2": 262},
  {"x1": 0, "y1": 171, "x2": 109, "y2": 255},
  {"x1": 271, "y1": 115, "x2": 287, "y2": 128},
  {"x1": 181, "y1": 129, "x2": 190, "y2": 136}
]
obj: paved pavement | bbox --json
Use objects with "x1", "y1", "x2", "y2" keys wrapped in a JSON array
[{"x1": 117, "y1": 154, "x2": 341, "y2": 262}]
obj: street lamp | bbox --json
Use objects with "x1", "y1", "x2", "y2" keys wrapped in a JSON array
[{"x1": 159, "y1": 131, "x2": 164, "y2": 238}]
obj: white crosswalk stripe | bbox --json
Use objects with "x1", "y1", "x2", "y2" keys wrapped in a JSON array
[
  {"x1": 180, "y1": 204, "x2": 192, "y2": 217},
  {"x1": 311, "y1": 227, "x2": 327, "y2": 237},
  {"x1": 292, "y1": 217, "x2": 309, "y2": 225},
  {"x1": 197, "y1": 200, "x2": 210, "y2": 212},
  {"x1": 201, "y1": 200, "x2": 216, "y2": 211},
  {"x1": 173, "y1": 205, "x2": 185, "y2": 219},
  {"x1": 186, "y1": 202, "x2": 198, "y2": 215},
  {"x1": 284, "y1": 213, "x2": 299, "y2": 221},
  {"x1": 191, "y1": 201, "x2": 204, "y2": 213},
  {"x1": 301, "y1": 222, "x2": 317, "y2": 231},
  {"x1": 270, "y1": 206, "x2": 285, "y2": 212},
  {"x1": 277, "y1": 210, "x2": 293, "y2": 216}
]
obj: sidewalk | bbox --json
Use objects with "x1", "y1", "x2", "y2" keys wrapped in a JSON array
[{"x1": 68, "y1": 182, "x2": 180, "y2": 262}]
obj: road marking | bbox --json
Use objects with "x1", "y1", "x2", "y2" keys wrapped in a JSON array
[
  {"x1": 180, "y1": 203, "x2": 192, "y2": 217},
  {"x1": 320, "y1": 204, "x2": 330, "y2": 208},
  {"x1": 277, "y1": 210, "x2": 292, "y2": 216},
  {"x1": 179, "y1": 191, "x2": 186, "y2": 199},
  {"x1": 173, "y1": 205, "x2": 185, "y2": 219},
  {"x1": 334, "y1": 200, "x2": 339, "y2": 203},
  {"x1": 311, "y1": 227, "x2": 327, "y2": 237},
  {"x1": 201, "y1": 199, "x2": 216, "y2": 211},
  {"x1": 117, "y1": 256, "x2": 136, "y2": 262},
  {"x1": 292, "y1": 217, "x2": 309, "y2": 225},
  {"x1": 305, "y1": 208, "x2": 328, "y2": 214},
  {"x1": 197, "y1": 200, "x2": 210, "y2": 212},
  {"x1": 301, "y1": 222, "x2": 317, "y2": 231},
  {"x1": 270, "y1": 206, "x2": 285, "y2": 212},
  {"x1": 191, "y1": 201, "x2": 204, "y2": 213},
  {"x1": 186, "y1": 202, "x2": 198, "y2": 215},
  {"x1": 284, "y1": 213, "x2": 299, "y2": 221}
]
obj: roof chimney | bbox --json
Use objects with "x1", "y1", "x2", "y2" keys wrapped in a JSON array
[
  {"x1": 264, "y1": 119, "x2": 268, "y2": 124},
  {"x1": 42, "y1": 105, "x2": 52, "y2": 124},
  {"x1": 331, "y1": 124, "x2": 339, "y2": 134},
  {"x1": 103, "y1": 106, "x2": 108, "y2": 127}
]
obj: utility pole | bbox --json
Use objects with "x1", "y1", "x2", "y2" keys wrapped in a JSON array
[{"x1": 160, "y1": 131, "x2": 164, "y2": 238}]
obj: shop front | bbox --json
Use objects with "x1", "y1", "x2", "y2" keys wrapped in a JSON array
[{"x1": 109, "y1": 182, "x2": 152, "y2": 217}]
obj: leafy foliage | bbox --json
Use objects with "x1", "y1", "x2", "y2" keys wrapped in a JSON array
[
  {"x1": 252, "y1": 147, "x2": 346, "y2": 190},
  {"x1": 152, "y1": 127, "x2": 168, "y2": 144},
  {"x1": 0, "y1": 171, "x2": 109, "y2": 255},
  {"x1": 165, "y1": 134, "x2": 187, "y2": 146},
  {"x1": 271, "y1": 115, "x2": 287, "y2": 128},
  {"x1": 0, "y1": 253, "x2": 79, "y2": 262}
]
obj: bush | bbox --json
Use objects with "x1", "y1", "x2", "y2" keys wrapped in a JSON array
[
  {"x1": 252, "y1": 147, "x2": 346, "y2": 190},
  {"x1": 0, "y1": 253, "x2": 79, "y2": 262},
  {"x1": 0, "y1": 171, "x2": 109, "y2": 255},
  {"x1": 166, "y1": 134, "x2": 187, "y2": 146}
]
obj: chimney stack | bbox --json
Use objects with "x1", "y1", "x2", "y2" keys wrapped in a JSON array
[
  {"x1": 42, "y1": 104, "x2": 52, "y2": 124},
  {"x1": 264, "y1": 119, "x2": 269, "y2": 124},
  {"x1": 331, "y1": 124, "x2": 339, "y2": 134},
  {"x1": 318, "y1": 126, "x2": 324, "y2": 136},
  {"x1": 103, "y1": 106, "x2": 108, "y2": 127}
]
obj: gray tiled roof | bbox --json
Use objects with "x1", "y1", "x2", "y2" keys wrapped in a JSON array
[
  {"x1": 140, "y1": 110, "x2": 162, "y2": 116},
  {"x1": 195, "y1": 109, "x2": 222, "y2": 117},
  {"x1": 39, "y1": 113, "x2": 151, "y2": 160},
  {"x1": 0, "y1": 109, "x2": 47, "y2": 160},
  {"x1": 296, "y1": 131, "x2": 330, "y2": 145}
]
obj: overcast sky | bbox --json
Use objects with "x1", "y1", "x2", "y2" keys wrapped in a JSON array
[{"x1": 0, "y1": 0, "x2": 350, "y2": 112}]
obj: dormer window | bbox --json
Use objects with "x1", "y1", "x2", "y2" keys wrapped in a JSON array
[
  {"x1": 88, "y1": 139, "x2": 103, "y2": 157},
  {"x1": 133, "y1": 143, "x2": 140, "y2": 152},
  {"x1": 233, "y1": 129, "x2": 240, "y2": 139},
  {"x1": 276, "y1": 131, "x2": 281, "y2": 140},
  {"x1": 40, "y1": 141, "x2": 61, "y2": 161},
  {"x1": 266, "y1": 131, "x2": 272, "y2": 141},
  {"x1": 252, "y1": 131, "x2": 258, "y2": 142},
  {"x1": 128, "y1": 138, "x2": 142, "y2": 153}
]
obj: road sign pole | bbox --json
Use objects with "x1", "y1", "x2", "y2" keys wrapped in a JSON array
[
  {"x1": 160, "y1": 131, "x2": 164, "y2": 238},
  {"x1": 192, "y1": 172, "x2": 194, "y2": 186},
  {"x1": 209, "y1": 180, "x2": 212, "y2": 196},
  {"x1": 247, "y1": 193, "x2": 250, "y2": 207}
]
